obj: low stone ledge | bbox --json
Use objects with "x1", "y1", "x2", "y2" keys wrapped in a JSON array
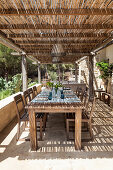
[{"x1": 0, "y1": 84, "x2": 41, "y2": 132}]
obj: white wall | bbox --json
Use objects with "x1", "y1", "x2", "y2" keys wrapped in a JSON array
[
  {"x1": 96, "y1": 48, "x2": 106, "y2": 62},
  {"x1": 106, "y1": 44, "x2": 113, "y2": 63}
]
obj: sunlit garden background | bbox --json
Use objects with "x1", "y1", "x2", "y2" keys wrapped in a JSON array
[{"x1": 0, "y1": 44, "x2": 74, "y2": 100}]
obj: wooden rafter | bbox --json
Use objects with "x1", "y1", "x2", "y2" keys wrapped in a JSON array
[
  {"x1": 1, "y1": 24, "x2": 113, "y2": 29},
  {"x1": 20, "y1": 45, "x2": 95, "y2": 48},
  {"x1": 21, "y1": 47, "x2": 94, "y2": 51},
  {"x1": 0, "y1": 0, "x2": 113, "y2": 64},
  {"x1": 15, "y1": 40, "x2": 100, "y2": 45},
  {"x1": 8, "y1": 33, "x2": 111, "y2": 38},
  {"x1": 0, "y1": 30, "x2": 22, "y2": 52},
  {"x1": 0, "y1": 8, "x2": 113, "y2": 16},
  {"x1": 26, "y1": 50, "x2": 91, "y2": 54},
  {"x1": 27, "y1": 53, "x2": 90, "y2": 56},
  {"x1": 26, "y1": 48, "x2": 90, "y2": 51}
]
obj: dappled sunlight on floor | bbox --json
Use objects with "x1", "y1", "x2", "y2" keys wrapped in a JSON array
[{"x1": 0, "y1": 100, "x2": 113, "y2": 169}]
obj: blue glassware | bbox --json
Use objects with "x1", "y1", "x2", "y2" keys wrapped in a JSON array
[
  {"x1": 48, "y1": 92, "x2": 52, "y2": 100},
  {"x1": 49, "y1": 92, "x2": 52, "y2": 96},
  {"x1": 60, "y1": 90, "x2": 63, "y2": 94},
  {"x1": 48, "y1": 95, "x2": 52, "y2": 100},
  {"x1": 61, "y1": 94, "x2": 64, "y2": 99}
]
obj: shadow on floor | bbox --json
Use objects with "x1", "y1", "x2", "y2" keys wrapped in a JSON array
[{"x1": 0, "y1": 100, "x2": 113, "y2": 162}]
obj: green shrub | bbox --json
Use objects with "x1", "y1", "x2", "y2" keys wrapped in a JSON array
[
  {"x1": 0, "y1": 89, "x2": 12, "y2": 100},
  {"x1": 0, "y1": 77, "x2": 7, "y2": 90},
  {"x1": 48, "y1": 71, "x2": 57, "y2": 81},
  {"x1": 96, "y1": 61, "x2": 113, "y2": 79},
  {"x1": 0, "y1": 73, "x2": 36, "y2": 100},
  {"x1": 28, "y1": 82, "x2": 37, "y2": 87}
]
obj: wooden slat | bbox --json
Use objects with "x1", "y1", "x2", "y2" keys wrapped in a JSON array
[
  {"x1": 20, "y1": 45, "x2": 95, "y2": 48},
  {"x1": 33, "y1": 55, "x2": 87, "y2": 63},
  {"x1": 22, "y1": 47, "x2": 93, "y2": 51},
  {"x1": 26, "y1": 49, "x2": 91, "y2": 53},
  {"x1": 27, "y1": 51, "x2": 90, "y2": 55},
  {"x1": 8, "y1": 33, "x2": 111, "y2": 38},
  {"x1": 15, "y1": 40, "x2": 100, "y2": 45},
  {"x1": 1, "y1": 24, "x2": 113, "y2": 29},
  {"x1": 0, "y1": 8, "x2": 113, "y2": 16}
]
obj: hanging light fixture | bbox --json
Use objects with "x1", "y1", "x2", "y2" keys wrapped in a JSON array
[
  {"x1": 51, "y1": 31, "x2": 66, "y2": 63},
  {"x1": 51, "y1": 43, "x2": 66, "y2": 63}
]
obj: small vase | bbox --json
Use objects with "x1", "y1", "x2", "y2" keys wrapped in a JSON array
[{"x1": 55, "y1": 88, "x2": 58, "y2": 94}]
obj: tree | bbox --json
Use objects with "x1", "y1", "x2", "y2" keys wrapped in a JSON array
[{"x1": 0, "y1": 44, "x2": 21, "y2": 80}]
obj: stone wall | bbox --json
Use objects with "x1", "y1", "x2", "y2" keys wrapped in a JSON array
[
  {"x1": 77, "y1": 44, "x2": 113, "y2": 91},
  {"x1": 0, "y1": 84, "x2": 41, "y2": 132},
  {"x1": 77, "y1": 56, "x2": 103, "y2": 90}
]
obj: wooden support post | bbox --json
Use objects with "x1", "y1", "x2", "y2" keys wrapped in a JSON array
[
  {"x1": 78, "y1": 63, "x2": 81, "y2": 83},
  {"x1": 75, "y1": 63, "x2": 78, "y2": 82},
  {"x1": 22, "y1": 55, "x2": 27, "y2": 92},
  {"x1": 45, "y1": 64, "x2": 48, "y2": 79},
  {"x1": 38, "y1": 63, "x2": 41, "y2": 84},
  {"x1": 89, "y1": 55, "x2": 94, "y2": 99}
]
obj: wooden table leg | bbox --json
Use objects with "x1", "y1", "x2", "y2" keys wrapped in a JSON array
[
  {"x1": 99, "y1": 92, "x2": 101, "y2": 100},
  {"x1": 75, "y1": 108, "x2": 82, "y2": 150},
  {"x1": 29, "y1": 110, "x2": 37, "y2": 151}
]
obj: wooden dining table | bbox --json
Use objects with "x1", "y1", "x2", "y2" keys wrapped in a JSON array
[{"x1": 26, "y1": 89, "x2": 84, "y2": 151}]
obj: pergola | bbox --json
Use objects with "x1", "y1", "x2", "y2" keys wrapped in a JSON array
[{"x1": 0, "y1": 0, "x2": 113, "y2": 96}]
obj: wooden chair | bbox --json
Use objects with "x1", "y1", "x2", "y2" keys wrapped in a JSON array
[
  {"x1": 14, "y1": 94, "x2": 29, "y2": 141},
  {"x1": 33, "y1": 86, "x2": 38, "y2": 98},
  {"x1": 65, "y1": 89, "x2": 86, "y2": 128},
  {"x1": 28, "y1": 88, "x2": 34, "y2": 100},
  {"x1": 14, "y1": 93, "x2": 46, "y2": 141},
  {"x1": 23, "y1": 90, "x2": 30, "y2": 105},
  {"x1": 23, "y1": 89, "x2": 47, "y2": 131},
  {"x1": 66, "y1": 97, "x2": 95, "y2": 140},
  {"x1": 75, "y1": 87, "x2": 84, "y2": 99}
]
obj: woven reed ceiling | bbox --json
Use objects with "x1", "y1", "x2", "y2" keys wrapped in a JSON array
[{"x1": 0, "y1": 0, "x2": 113, "y2": 63}]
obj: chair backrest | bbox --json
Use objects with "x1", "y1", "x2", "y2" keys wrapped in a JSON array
[
  {"x1": 33, "y1": 86, "x2": 37, "y2": 98},
  {"x1": 86, "y1": 97, "x2": 95, "y2": 120},
  {"x1": 77, "y1": 88, "x2": 85, "y2": 101},
  {"x1": 82, "y1": 91, "x2": 89, "y2": 106},
  {"x1": 23, "y1": 90, "x2": 31, "y2": 105},
  {"x1": 14, "y1": 94, "x2": 26, "y2": 120},
  {"x1": 28, "y1": 88, "x2": 34, "y2": 100},
  {"x1": 75, "y1": 87, "x2": 79, "y2": 96}
]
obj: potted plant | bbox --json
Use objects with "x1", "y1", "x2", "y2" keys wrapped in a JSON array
[
  {"x1": 54, "y1": 83, "x2": 62, "y2": 94},
  {"x1": 96, "y1": 60, "x2": 113, "y2": 93},
  {"x1": 46, "y1": 81, "x2": 54, "y2": 90}
]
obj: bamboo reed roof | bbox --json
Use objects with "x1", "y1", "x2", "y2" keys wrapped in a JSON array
[{"x1": 0, "y1": 0, "x2": 113, "y2": 63}]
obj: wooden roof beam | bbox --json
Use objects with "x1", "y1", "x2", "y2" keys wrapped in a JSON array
[
  {"x1": 28, "y1": 53, "x2": 90, "y2": 56},
  {"x1": 0, "y1": 24, "x2": 113, "y2": 29},
  {"x1": 26, "y1": 50, "x2": 91, "y2": 54},
  {"x1": 20, "y1": 45, "x2": 95, "y2": 48},
  {"x1": 8, "y1": 33, "x2": 111, "y2": 38},
  {"x1": 0, "y1": 30, "x2": 23, "y2": 52},
  {"x1": 24, "y1": 48, "x2": 93, "y2": 51},
  {"x1": 15, "y1": 40, "x2": 100, "y2": 45},
  {"x1": 93, "y1": 36, "x2": 113, "y2": 53},
  {"x1": 0, "y1": 31, "x2": 38, "y2": 62},
  {"x1": 0, "y1": 8, "x2": 113, "y2": 16}
]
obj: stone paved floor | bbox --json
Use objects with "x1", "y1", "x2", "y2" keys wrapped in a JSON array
[{"x1": 0, "y1": 100, "x2": 113, "y2": 170}]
